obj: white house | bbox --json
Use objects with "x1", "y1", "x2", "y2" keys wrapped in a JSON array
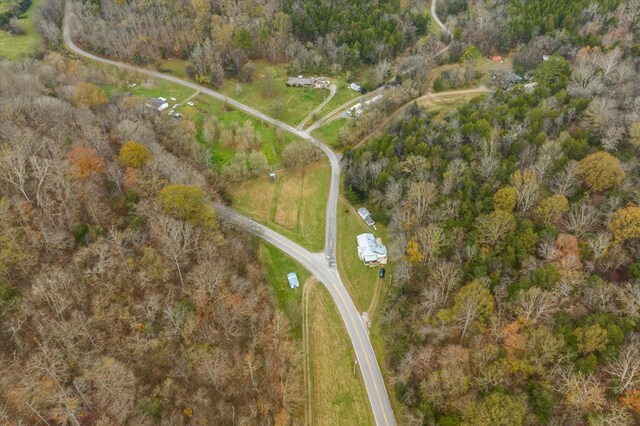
[
  {"x1": 357, "y1": 233, "x2": 387, "y2": 266},
  {"x1": 145, "y1": 97, "x2": 169, "y2": 112}
]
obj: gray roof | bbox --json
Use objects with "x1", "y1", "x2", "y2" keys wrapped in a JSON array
[{"x1": 287, "y1": 76, "x2": 314, "y2": 86}]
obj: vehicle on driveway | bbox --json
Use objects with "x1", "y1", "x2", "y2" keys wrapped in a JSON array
[{"x1": 378, "y1": 268, "x2": 386, "y2": 278}]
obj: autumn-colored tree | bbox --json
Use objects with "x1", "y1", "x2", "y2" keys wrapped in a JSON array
[
  {"x1": 68, "y1": 147, "x2": 106, "y2": 178},
  {"x1": 493, "y1": 186, "x2": 517, "y2": 212},
  {"x1": 534, "y1": 194, "x2": 569, "y2": 227},
  {"x1": 74, "y1": 82, "x2": 109, "y2": 107},
  {"x1": 158, "y1": 184, "x2": 217, "y2": 229},
  {"x1": 576, "y1": 151, "x2": 625, "y2": 192},
  {"x1": 405, "y1": 239, "x2": 424, "y2": 264},
  {"x1": 620, "y1": 389, "x2": 640, "y2": 413},
  {"x1": 608, "y1": 206, "x2": 640, "y2": 242},
  {"x1": 119, "y1": 141, "x2": 151, "y2": 168},
  {"x1": 574, "y1": 325, "x2": 608, "y2": 355}
]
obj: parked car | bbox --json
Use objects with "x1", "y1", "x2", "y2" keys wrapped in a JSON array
[{"x1": 378, "y1": 268, "x2": 386, "y2": 278}]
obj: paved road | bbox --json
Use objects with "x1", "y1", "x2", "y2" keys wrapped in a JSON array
[{"x1": 63, "y1": 7, "x2": 395, "y2": 426}]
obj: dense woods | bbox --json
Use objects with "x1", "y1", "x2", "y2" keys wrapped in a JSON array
[
  {"x1": 69, "y1": 0, "x2": 429, "y2": 87},
  {"x1": 344, "y1": 0, "x2": 640, "y2": 423},
  {"x1": 0, "y1": 57, "x2": 302, "y2": 424}
]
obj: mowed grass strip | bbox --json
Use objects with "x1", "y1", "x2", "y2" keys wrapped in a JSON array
[
  {"x1": 0, "y1": 0, "x2": 43, "y2": 60},
  {"x1": 336, "y1": 199, "x2": 390, "y2": 312},
  {"x1": 259, "y1": 242, "x2": 308, "y2": 339},
  {"x1": 227, "y1": 162, "x2": 329, "y2": 252},
  {"x1": 312, "y1": 118, "x2": 347, "y2": 148},
  {"x1": 274, "y1": 174, "x2": 303, "y2": 229},
  {"x1": 308, "y1": 284, "x2": 374, "y2": 426}
]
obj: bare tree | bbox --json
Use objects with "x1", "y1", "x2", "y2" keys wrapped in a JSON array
[{"x1": 606, "y1": 343, "x2": 640, "y2": 394}]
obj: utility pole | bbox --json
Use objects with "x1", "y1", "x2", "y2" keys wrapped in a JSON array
[{"x1": 353, "y1": 359, "x2": 358, "y2": 376}]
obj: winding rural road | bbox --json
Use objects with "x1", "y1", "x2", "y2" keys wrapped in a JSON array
[
  {"x1": 430, "y1": 0, "x2": 452, "y2": 38},
  {"x1": 63, "y1": 6, "x2": 395, "y2": 426}
]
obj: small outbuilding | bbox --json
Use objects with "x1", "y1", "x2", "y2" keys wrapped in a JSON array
[
  {"x1": 490, "y1": 55, "x2": 504, "y2": 64},
  {"x1": 287, "y1": 272, "x2": 300, "y2": 289},
  {"x1": 349, "y1": 82, "x2": 362, "y2": 92},
  {"x1": 357, "y1": 207, "x2": 375, "y2": 227}
]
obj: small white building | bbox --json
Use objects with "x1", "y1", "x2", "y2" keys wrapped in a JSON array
[
  {"x1": 349, "y1": 82, "x2": 362, "y2": 92},
  {"x1": 357, "y1": 233, "x2": 387, "y2": 266},
  {"x1": 357, "y1": 207, "x2": 375, "y2": 227}
]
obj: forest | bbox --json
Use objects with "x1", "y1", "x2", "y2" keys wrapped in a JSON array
[
  {"x1": 0, "y1": 56, "x2": 303, "y2": 424},
  {"x1": 65, "y1": 0, "x2": 430, "y2": 87},
  {"x1": 344, "y1": 0, "x2": 640, "y2": 423}
]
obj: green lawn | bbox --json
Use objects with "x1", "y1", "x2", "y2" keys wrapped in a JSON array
[
  {"x1": 0, "y1": 0, "x2": 43, "y2": 60},
  {"x1": 102, "y1": 73, "x2": 301, "y2": 170},
  {"x1": 312, "y1": 80, "x2": 361, "y2": 122},
  {"x1": 227, "y1": 162, "x2": 329, "y2": 252},
  {"x1": 336, "y1": 198, "x2": 391, "y2": 313},
  {"x1": 193, "y1": 94, "x2": 299, "y2": 168},
  {"x1": 217, "y1": 61, "x2": 329, "y2": 126},
  {"x1": 312, "y1": 118, "x2": 347, "y2": 148},
  {"x1": 157, "y1": 58, "x2": 189, "y2": 79},
  {"x1": 259, "y1": 242, "x2": 309, "y2": 339},
  {"x1": 308, "y1": 283, "x2": 374, "y2": 425}
]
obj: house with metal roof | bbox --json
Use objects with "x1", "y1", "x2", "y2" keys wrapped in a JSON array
[
  {"x1": 145, "y1": 97, "x2": 169, "y2": 112},
  {"x1": 357, "y1": 233, "x2": 387, "y2": 266},
  {"x1": 286, "y1": 76, "x2": 314, "y2": 87}
]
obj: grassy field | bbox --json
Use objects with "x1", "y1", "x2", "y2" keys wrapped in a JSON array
[
  {"x1": 193, "y1": 94, "x2": 299, "y2": 168},
  {"x1": 311, "y1": 80, "x2": 361, "y2": 122},
  {"x1": 307, "y1": 283, "x2": 374, "y2": 425},
  {"x1": 102, "y1": 73, "x2": 301, "y2": 169},
  {"x1": 336, "y1": 199, "x2": 390, "y2": 313},
  {"x1": 259, "y1": 242, "x2": 309, "y2": 339},
  {"x1": 216, "y1": 61, "x2": 328, "y2": 126},
  {"x1": 227, "y1": 162, "x2": 330, "y2": 252},
  {"x1": 0, "y1": 0, "x2": 42, "y2": 60},
  {"x1": 157, "y1": 58, "x2": 189, "y2": 79},
  {"x1": 312, "y1": 118, "x2": 347, "y2": 148}
]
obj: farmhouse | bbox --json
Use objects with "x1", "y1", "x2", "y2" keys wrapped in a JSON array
[
  {"x1": 287, "y1": 76, "x2": 314, "y2": 87},
  {"x1": 145, "y1": 97, "x2": 169, "y2": 112},
  {"x1": 357, "y1": 207, "x2": 375, "y2": 227},
  {"x1": 357, "y1": 233, "x2": 387, "y2": 266}
]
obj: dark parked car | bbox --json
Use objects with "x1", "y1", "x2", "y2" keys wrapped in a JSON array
[{"x1": 378, "y1": 267, "x2": 386, "y2": 278}]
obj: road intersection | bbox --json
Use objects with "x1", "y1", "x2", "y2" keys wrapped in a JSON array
[{"x1": 64, "y1": 6, "x2": 395, "y2": 425}]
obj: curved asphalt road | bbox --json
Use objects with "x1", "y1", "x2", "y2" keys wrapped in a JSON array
[
  {"x1": 431, "y1": 0, "x2": 452, "y2": 38},
  {"x1": 63, "y1": 7, "x2": 395, "y2": 426}
]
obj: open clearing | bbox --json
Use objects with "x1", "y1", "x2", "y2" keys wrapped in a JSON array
[
  {"x1": 0, "y1": 0, "x2": 42, "y2": 60},
  {"x1": 259, "y1": 242, "x2": 308, "y2": 338},
  {"x1": 336, "y1": 199, "x2": 391, "y2": 313},
  {"x1": 307, "y1": 283, "x2": 374, "y2": 425},
  {"x1": 217, "y1": 60, "x2": 328, "y2": 126},
  {"x1": 227, "y1": 162, "x2": 330, "y2": 252},
  {"x1": 312, "y1": 118, "x2": 347, "y2": 149}
]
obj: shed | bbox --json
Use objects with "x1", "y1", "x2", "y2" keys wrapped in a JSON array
[
  {"x1": 287, "y1": 272, "x2": 299, "y2": 289},
  {"x1": 357, "y1": 207, "x2": 375, "y2": 227},
  {"x1": 490, "y1": 55, "x2": 504, "y2": 64},
  {"x1": 349, "y1": 82, "x2": 362, "y2": 92},
  {"x1": 145, "y1": 97, "x2": 169, "y2": 112}
]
